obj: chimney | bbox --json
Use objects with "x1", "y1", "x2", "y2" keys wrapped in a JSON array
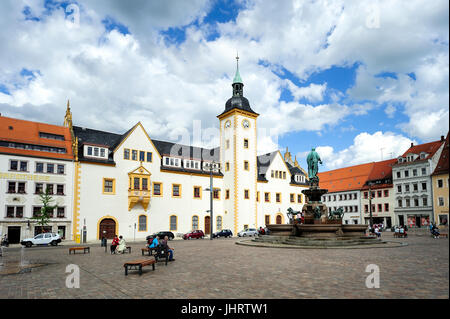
[
  {"x1": 441, "y1": 135, "x2": 444, "y2": 142},
  {"x1": 410, "y1": 142, "x2": 414, "y2": 147}
]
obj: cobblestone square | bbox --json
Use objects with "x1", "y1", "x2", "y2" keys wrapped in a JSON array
[{"x1": 0, "y1": 232, "x2": 448, "y2": 299}]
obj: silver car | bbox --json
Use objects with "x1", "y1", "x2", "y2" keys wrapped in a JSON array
[{"x1": 238, "y1": 228, "x2": 258, "y2": 237}]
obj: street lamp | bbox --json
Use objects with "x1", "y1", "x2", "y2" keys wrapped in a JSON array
[
  {"x1": 204, "y1": 161, "x2": 217, "y2": 240},
  {"x1": 368, "y1": 182, "x2": 374, "y2": 232}
]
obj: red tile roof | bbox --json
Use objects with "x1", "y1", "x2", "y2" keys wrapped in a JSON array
[
  {"x1": 432, "y1": 133, "x2": 449, "y2": 176},
  {"x1": 318, "y1": 162, "x2": 375, "y2": 193},
  {"x1": 0, "y1": 116, "x2": 74, "y2": 160},
  {"x1": 394, "y1": 139, "x2": 444, "y2": 166},
  {"x1": 361, "y1": 158, "x2": 397, "y2": 190},
  {"x1": 367, "y1": 158, "x2": 396, "y2": 180}
]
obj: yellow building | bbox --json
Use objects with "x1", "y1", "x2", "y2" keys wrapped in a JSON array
[{"x1": 432, "y1": 133, "x2": 449, "y2": 226}]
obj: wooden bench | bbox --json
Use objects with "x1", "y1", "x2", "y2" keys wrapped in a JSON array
[
  {"x1": 69, "y1": 246, "x2": 90, "y2": 254},
  {"x1": 153, "y1": 246, "x2": 169, "y2": 265},
  {"x1": 394, "y1": 232, "x2": 407, "y2": 238},
  {"x1": 141, "y1": 247, "x2": 157, "y2": 256},
  {"x1": 124, "y1": 257, "x2": 156, "y2": 276},
  {"x1": 112, "y1": 246, "x2": 132, "y2": 254}
]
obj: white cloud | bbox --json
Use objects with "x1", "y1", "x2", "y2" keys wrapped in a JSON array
[
  {"x1": 315, "y1": 131, "x2": 416, "y2": 170},
  {"x1": 384, "y1": 104, "x2": 396, "y2": 118},
  {"x1": 285, "y1": 81, "x2": 327, "y2": 103},
  {"x1": 0, "y1": 0, "x2": 447, "y2": 149}
]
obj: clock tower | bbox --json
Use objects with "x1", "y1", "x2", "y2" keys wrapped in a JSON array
[{"x1": 218, "y1": 56, "x2": 259, "y2": 234}]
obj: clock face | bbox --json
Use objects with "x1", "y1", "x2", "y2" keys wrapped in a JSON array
[
  {"x1": 242, "y1": 119, "x2": 250, "y2": 128},
  {"x1": 225, "y1": 120, "x2": 231, "y2": 128}
]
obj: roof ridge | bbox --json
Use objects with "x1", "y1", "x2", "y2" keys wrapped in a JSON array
[{"x1": 0, "y1": 115, "x2": 67, "y2": 129}]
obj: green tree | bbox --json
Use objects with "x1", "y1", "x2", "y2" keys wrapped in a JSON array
[{"x1": 30, "y1": 188, "x2": 57, "y2": 229}]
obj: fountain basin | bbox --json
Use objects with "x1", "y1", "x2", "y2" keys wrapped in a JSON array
[
  {"x1": 342, "y1": 225, "x2": 369, "y2": 237},
  {"x1": 296, "y1": 224, "x2": 343, "y2": 238},
  {"x1": 266, "y1": 224, "x2": 294, "y2": 236}
]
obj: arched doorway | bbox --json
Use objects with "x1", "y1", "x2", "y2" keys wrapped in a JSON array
[
  {"x1": 276, "y1": 214, "x2": 283, "y2": 224},
  {"x1": 204, "y1": 216, "x2": 211, "y2": 235},
  {"x1": 99, "y1": 218, "x2": 116, "y2": 239}
]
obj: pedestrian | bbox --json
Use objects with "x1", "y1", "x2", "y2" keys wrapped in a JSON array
[
  {"x1": 116, "y1": 236, "x2": 126, "y2": 254},
  {"x1": 160, "y1": 236, "x2": 175, "y2": 261},
  {"x1": 1, "y1": 234, "x2": 8, "y2": 247},
  {"x1": 110, "y1": 235, "x2": 119, "y2": 254}
]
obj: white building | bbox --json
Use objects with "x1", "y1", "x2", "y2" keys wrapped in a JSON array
[
  {"x1": 360, "y1": 159, "x2": 397, "y2": 228},
  {"x1": 69, "y1": 63, "x2": 309, "y2": 242},
  {"x1": 393, "y1": 139, "x2": 445, "y2": 227},
  {"x1": 319, "y1": 162, "x2": 374, "y2": 225},
  {"x1": 0, "y1": 115, "x2": 75, "y2": 243}
]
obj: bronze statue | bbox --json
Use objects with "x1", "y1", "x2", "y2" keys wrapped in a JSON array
[
  {"x1": 307, "y1": 148, "x2": 322, "y2": 182},
  {"x1": 328, "y1": 207, "x2": 343, "y2": 220},
  {"x1": 287, "y1": 207, "x2": 303, "y2": 224}
]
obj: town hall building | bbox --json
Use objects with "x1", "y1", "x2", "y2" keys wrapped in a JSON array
[{"x1": 67, "y1": 61, "x2": 309, "y2": 242}]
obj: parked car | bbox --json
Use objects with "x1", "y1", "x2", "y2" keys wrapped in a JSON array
[
  {"x1": 146, "y1": 231, "x2": 175, "y2": 241},
  {"x1": 183, "y1": 230, "x2": 205, "y2": 240},
  {"x1": 212, "y1": 229, "x2": 233, "y2": 238},
  {"x1": 238, "y1": 228, "x2": 258, "y2": 237},
  {"x1": 21, "y1": 233, "x2": 61, "y2": 247}
]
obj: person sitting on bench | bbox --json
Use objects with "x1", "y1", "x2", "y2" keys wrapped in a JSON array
[
  {"x1": 160, "y1": 236, "x2": 175, "y2": 261},
  {"x1": 116, "y1": 235, "x2": 127, "y2": 254},
  {"x1": 431, "y1": 223, "x2": 440, "y2": 238},
  {"x1": 111, "y1": 235, "x2": 119, "y2": 254},
  {"x1": 149, "y1": 235, "x2": 159, "y2": 248}
]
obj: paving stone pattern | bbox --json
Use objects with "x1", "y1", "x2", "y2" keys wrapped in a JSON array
[{"x1": 0, "y1": 233, "x2": 448, "y2": 299}]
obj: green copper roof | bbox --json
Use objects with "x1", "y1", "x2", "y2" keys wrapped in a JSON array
[{"x1": 233, "y1": 67, "x2": 242, "y2": 84}]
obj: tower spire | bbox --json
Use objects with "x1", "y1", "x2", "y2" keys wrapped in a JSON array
[{"x1": 233, "y1": 52, "x2": 243, "y2": 84}]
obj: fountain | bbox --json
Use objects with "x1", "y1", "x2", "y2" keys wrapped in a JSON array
[{"x1": 250, "y1": 148, "x2": 392, "y2": 248}]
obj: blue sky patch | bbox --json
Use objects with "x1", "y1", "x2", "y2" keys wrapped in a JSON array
[
  {"x1": 0, "y1": 84, "x2": 10, "y2": 95},
  {"x1": 102, "y1": 16, "x2": 131, "y2": 35}
]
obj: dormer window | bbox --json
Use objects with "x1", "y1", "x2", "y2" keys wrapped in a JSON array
[
  {"x1": 203, "y1": 162, "x2": 220, "y2": 172},
  {"x1": 163, "y1": 156, "x2": 181, "y2": 168},
  {"x1": 184, "y1": 159, "x2": 201, "y2": 170},
  {"x1": 84, "y1": 145, "x2": 108, "y2": 159}
]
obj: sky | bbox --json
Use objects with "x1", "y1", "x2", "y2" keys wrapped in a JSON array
[{"x1": 0, "y1": 0, "x2": 448, "y2": 171}]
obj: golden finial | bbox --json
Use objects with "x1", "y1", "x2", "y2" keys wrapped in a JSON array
[{"x1": 64, "y1": 99, "x2": 73, "y2": 128}]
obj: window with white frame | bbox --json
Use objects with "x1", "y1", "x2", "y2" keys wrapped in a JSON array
[
  {"x1": 84, "y1": 145, "x2": 108, "y2": 159},
  {"x1": 164, "y1": 156, "x2": 181, "y2": 168}
]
